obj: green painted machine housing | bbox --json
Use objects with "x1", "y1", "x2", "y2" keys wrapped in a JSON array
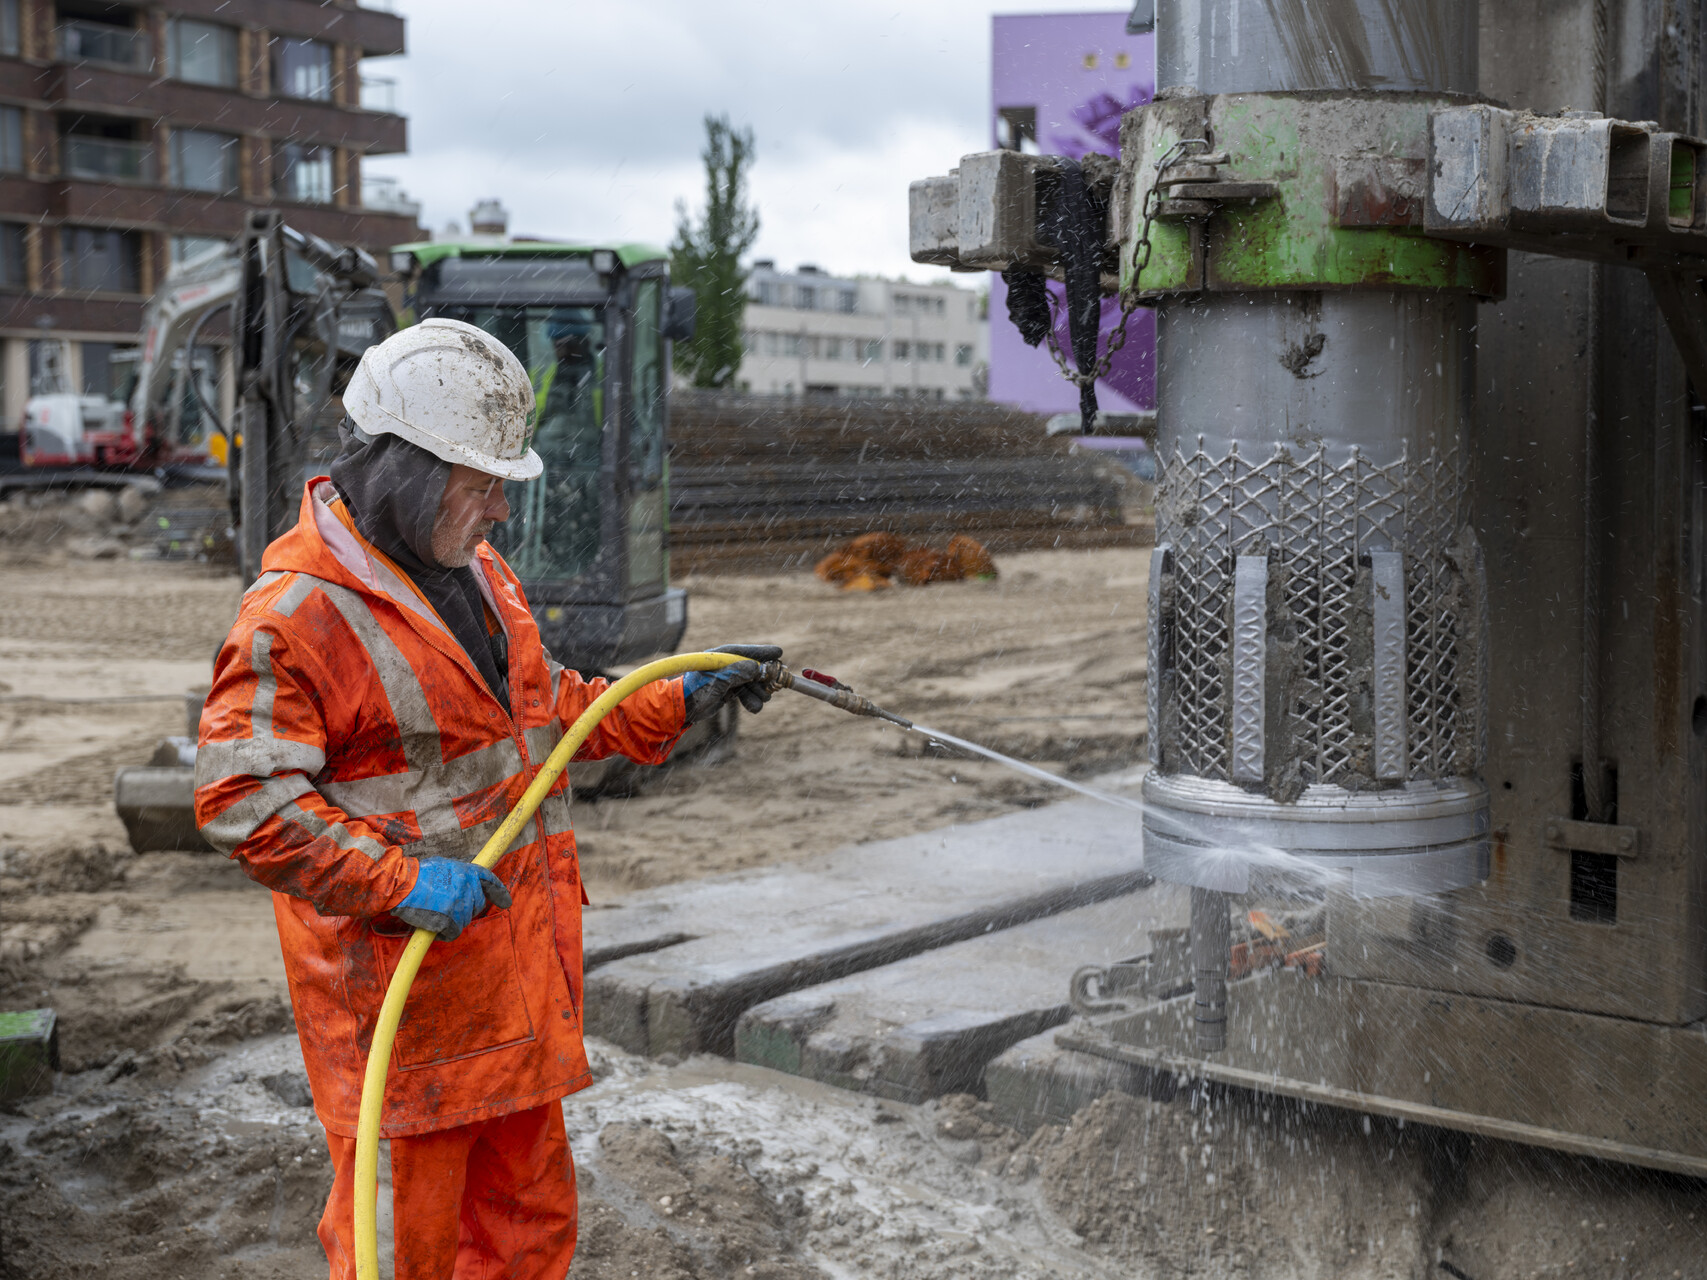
[
  {"x1": 394, "y1": 238, "x2": 668, "y2": 270},
  {"x1": 1118, "y1": 92, "x2": 1503, "y2": 298}
]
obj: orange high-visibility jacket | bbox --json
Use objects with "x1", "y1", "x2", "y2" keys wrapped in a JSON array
[{"x1": 195, "y1": 478, "x2": 686, "y2": 1138}]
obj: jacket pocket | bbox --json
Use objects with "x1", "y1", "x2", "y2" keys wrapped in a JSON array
[{"x1": 373, "y1": 910, "x2": 536, "y2": 1069}]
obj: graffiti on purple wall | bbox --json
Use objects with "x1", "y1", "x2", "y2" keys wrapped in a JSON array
[
  {"x1": 989, "y1": 12, "x2": 1156, "y2": 416},
  {"x1": 1059, "y1": 88, "x2": 1147, "y2": 156}
]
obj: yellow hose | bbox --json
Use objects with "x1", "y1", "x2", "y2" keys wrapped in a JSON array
[{"x1": 352, "y1": 651, "x2": 742, "y2": 1280}]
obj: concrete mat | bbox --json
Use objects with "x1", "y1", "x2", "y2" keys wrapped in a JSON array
[
  {"x1": 732, "y1": 884, "x2": 1188, "y2": 1102},
  {"x1": 982, "y1": 1025, "x2": 1154, "y2": 1136},
  {"x1": 582, "y1": 798, "x2": 1147, "y2": 1058}
]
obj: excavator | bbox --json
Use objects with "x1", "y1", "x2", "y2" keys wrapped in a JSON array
[
  {"x1": 19, "y1": 244, "x2": 244, "y2": 471},
  {"x1": 387, "y1": 236, "x2": 695, "y2": 669},
  {"x1": 114, "y1": 212, "x2": 702, "y2": 850}
]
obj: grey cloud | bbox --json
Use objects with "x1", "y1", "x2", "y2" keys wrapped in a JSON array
[{"x1": 371, "y1": 0, "x2": 1096, "y2": 275}]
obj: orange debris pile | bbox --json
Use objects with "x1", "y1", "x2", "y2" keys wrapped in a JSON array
[{"x1": 815, "y1": 533, "x2": 997, "y2": 592}]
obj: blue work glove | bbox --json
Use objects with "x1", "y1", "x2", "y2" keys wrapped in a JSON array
[
  {"x1": 392, "y1": 858, "x2": 512, "y2": 941},
  {"x1": 681, "y1": 643, "x2": 783, "y2": 724}
]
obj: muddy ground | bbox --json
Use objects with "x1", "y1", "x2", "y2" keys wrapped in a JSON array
[{"x1": 3, "y1": 487, "x2": 1706, "y2": 1278}]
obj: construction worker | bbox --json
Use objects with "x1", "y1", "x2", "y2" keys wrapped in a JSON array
[{"x1": 193, "y1": 318, "x2": 777, "y2": 1278}]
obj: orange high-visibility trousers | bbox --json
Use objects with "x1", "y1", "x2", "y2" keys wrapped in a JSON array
[{"x1": 318, "y1": 1102, "x2": 577, "y2": 1279}]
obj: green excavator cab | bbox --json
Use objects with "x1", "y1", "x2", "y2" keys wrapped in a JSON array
[{"x1": 390, "y1": 241, "x2": 693, "y2": 671}]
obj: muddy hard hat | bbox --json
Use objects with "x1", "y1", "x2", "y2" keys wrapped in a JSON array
[{"x1": 344, "y1": 317, "x2": 544, "y2": 481}]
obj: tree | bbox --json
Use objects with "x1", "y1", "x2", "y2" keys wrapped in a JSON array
[{"x1": 670, "y1": 115, "x2": 760, "y2": 389}]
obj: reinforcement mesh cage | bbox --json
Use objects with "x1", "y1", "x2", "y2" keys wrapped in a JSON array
[{"x1": 1153, "y1": 438, "x2": 1477, "y2": 786}]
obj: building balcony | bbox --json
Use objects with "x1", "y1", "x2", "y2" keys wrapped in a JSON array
[
  {"x1": 58, "y1": 21, "x2": 153, "y2": 72},
  {"x1": 0, "y1": 292, "x2": 146, "y2": 337},
  {"x1": 361, "y1": 175, "x2": 419, "y2": 218},
  {"x1": 164, "y1": 0, "x2": 404, "y2": 58},
  {"x1": 269, "y1": 201, "x2": 421, "y2": 251},
  {"x1": 359, "y1": 75, "x2": 396, "y2": 113},
  {"x1": 62, "y1": 135, "x2": 156, "y2": 184},
  {"x1": 47, "y1": 180, "x2": 243, "y2": 232},
  {"x1": 32, "y1": 180, "x2": 415, "y2": 251},
  {"x1": 41, "y1": 64, "x2": 408, "y2": 155}
]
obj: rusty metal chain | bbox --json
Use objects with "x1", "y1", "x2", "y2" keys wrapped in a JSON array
[{"x1": 1044, "y1": 138, "x2": 1212, "y2": 390}]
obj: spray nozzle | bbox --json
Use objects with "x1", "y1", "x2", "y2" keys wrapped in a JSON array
[{"x1": 760, "y1": 662, "x2": 913, "y2": 729}]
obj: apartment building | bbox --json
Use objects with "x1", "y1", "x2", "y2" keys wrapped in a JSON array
[
  {"x1": 737, "y1": 261, "x2": 986, "y2": 399},
  {"x1": 0, "y1": 0, "x2": 420, "y2": 425}
]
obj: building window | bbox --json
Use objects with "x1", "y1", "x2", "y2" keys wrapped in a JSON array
[
  {"x1": 29, "y1": 339, "x2": 67, "y2": 394},
  {"x1": 275, "y1": 142, "x2": 333, "y2": 203},
  {"x1": 861, "y1": 339, "x2": 882, "y2": 363},
  {"x1": 0, "y1": 106, "x2": 20, "y2": 172},
  {"x1": 796, "y1": 285, "x2": 815, "y2": 310},
  {"x1": 60, "y1": 225, "x2": 141, "y2": 293},
  {"x1": 0, "y1": 222, "x2": 25, "y2": 287},
  {"x1": 934, "y1": 342, "x2": 946, "y2": 362},
  {"x1": 59, "y1": 8, "x2": 151, "y2": 70},
  {"x1": 894, "y1": 339, "x2": 910, "y2": 361},
  {"x1": 273, "y1": 37, "x2": 332, "y2": 101},
  {"x1": 0, "y1": 0, "x2": 19, "y2": 56},
  {"x1": 824, "y1": 337, "x2": 842, "y2": 360},
  {"x1": 955, "y1": 343, "x2": 973, "y2": 366},
  {"x1": 170, "y1": 128, "x2": 239, "y2": 194},
  {"x1": 61, "y1": 118, "x2": 155, "y2": 183},
  {"x1": 996, "y1": 106, "x2": 1038, "y2": 152},
  {"x1": 80, "y1": 341, "x2": 128, "y2": 397},
  {"x1": 172, "y1": 234, "x2": 227, "y2": 265},
  {"x1": 169, "y1": 18, "x2": 238, "y2": 87},
  {"x1": 837, "y1": 290, "x2": 856, "y2": 313}
]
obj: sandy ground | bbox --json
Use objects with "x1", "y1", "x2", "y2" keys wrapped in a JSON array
[
  {"x1": 580, "y1": 554, "x2": 1148, "y2": 897},
  {"x1": 4, "y1": 492, "x2": 1706, "y2": 1278}
]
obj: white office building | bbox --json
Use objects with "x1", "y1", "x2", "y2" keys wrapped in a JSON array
[{"x1": 736, "y1": 262, "x2": 987, "y2": 399}]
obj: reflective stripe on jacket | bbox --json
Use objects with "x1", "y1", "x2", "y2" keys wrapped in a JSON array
[{"x1": 194, "y1": 478, "x2": 686, "y2": 1138}]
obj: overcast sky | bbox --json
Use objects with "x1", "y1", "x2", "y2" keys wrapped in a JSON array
[{"x1": 365, "y1": 2, "x2": 1120, "y2": 283}]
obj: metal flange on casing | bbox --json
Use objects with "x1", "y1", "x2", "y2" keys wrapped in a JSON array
[
  {"x1": 909, "y1": 149, "x2": 1122, "y2": 288},
  {"x1": 1424, "y1": 106, "x2": 1707, "y2": 263},
  {"x1": 1118, "y1": 92, "x2": 1504, "y2": 298},
  {"x1": 1423, "y1": 106, "x2": 1707, "y2": 397},
  {"x1": 1141, "y1": 775, "x2": 1492, "y2": 898}
]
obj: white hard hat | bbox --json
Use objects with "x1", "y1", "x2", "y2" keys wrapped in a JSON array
[{"x1": 344, "y1": 317, "x2": 543, "y2": 480}]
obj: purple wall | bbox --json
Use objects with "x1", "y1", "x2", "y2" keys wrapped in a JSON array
[{"x1": 989, "y1": 12, "x2": 1155, "y2": 415}]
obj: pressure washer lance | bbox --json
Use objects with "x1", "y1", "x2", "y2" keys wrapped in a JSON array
[{"x1": 760, "y1": 662, "x2": 914, "y2": 728}]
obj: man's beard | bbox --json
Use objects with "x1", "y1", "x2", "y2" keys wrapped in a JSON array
[{"x1": 430, "y1": 519, "x2": 494, "y2": 568}]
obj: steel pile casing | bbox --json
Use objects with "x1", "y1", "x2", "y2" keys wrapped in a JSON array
[{"x1": 1133, "y1": 0, "x2": 1491, "y2": 897}]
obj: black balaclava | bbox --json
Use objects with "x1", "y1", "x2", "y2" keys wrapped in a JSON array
[{"x1": 328, "y1": 427, "x2": 511, "y2": 709}]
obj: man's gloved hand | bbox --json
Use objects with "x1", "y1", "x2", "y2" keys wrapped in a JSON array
[
  {"x1": 392, "y1": 858, "x2": 512, "y2": 941},
  {"x1": 681, "y1": 643, "x2": 784, "y2": 725}
]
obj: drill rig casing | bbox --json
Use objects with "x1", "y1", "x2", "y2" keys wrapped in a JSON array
[{"x1": 914, "y1": 0, "x2": 1707, "y2": 1175}]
